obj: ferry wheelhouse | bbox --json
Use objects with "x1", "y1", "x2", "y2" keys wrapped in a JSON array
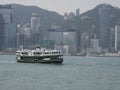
[{"x1": 16, "y1": 47, "x2": 63, "y2": 64}]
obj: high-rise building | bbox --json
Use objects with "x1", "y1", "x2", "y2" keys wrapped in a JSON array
[
  {"x1": 0, "y1": 14, "x2": 5, "y2": 51},
  {"x1": 115, "y1": 24, "x2": 120, "y2": 52},
  {"x1": 17, "y1": 23, "x2": 32, "y2": 49},
  {"x1": 109, "y1": 28, "x2": 115, "y2": 52},
  {"x1": 64, "y1": 12, "x2": 68, "y2": 21},
  {"x1": 90, "y1": 38, "x2": 101, "y2": 53},
  {"x1": 48, "y1": 29, "x2": 76, "y2": 54},
  {"x1": 48, "y1": 30, "x2": 63, "y2": 50},
  {"x1": 64, "y1": 12, "x2": 75, "y2": 21},
  {"x1": 76, "y1": 8, "x2": 80, "y2": 17},
  {"x1": 68, "y1": 12, "x2": 75, "y2": 21},
  {"x1": 17, "y1": 24, "x2": 24, "y2": 49},
  {"x1": 81, "y1": 33, "x2": 90, "y2": 50},
  {"x1": 0, "y1": 5, "x2": 16, "y2": 51},
  {"x1": 31, "y1": 13, "x2": 41, "y2": 47},
  {"x1": 31, "y1": 13, "x2": 40, "y2": 34},
  {"x1": 90, "y1": 38, "x2": 99, "y2": 49},
  {"x1": 98, "y1": 5, "x2": 111, "y2": 49},
  {"x1": 63, "y1": 31, "x2": 76, "y2": 54}
]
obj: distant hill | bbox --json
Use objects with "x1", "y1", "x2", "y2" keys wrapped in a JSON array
[
  {"x1": 79, "y1": 4, "x2": 120, "y2": 32},
  {"x1": 6, "y1": 4, "x2": 120, "y2": 32},
  {"x1": 11, "y1": 4, "x2": 63, "y2": 28}
]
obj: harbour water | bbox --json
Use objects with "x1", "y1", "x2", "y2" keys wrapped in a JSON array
[{"x1": 0, "y1": 55, "x2": 120, "y2": 90}]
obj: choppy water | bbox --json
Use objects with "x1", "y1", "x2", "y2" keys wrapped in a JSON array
[{"x1": 0, "y1": 55, "x2": 120, "y2": 90}]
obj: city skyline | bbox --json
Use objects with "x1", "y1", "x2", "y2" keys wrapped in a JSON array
[{"x1": 0, "y1": 0, "x2": 120, "y2": 15}]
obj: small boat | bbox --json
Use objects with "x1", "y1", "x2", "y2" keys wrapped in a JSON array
[{"x1": 16, "y1": 47, "x2": 63, "y2": 64}]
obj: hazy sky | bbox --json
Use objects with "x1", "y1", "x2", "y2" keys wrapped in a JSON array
[{"x1": 1, "y1": 0, "x2": 120, "y2": 15}]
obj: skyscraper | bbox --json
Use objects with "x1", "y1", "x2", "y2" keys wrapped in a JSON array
[
  {"x1": 31, "y1": 13, "x2": 41, "y2": 47},
  {"x1": 0, "y1": 13, "x2": 5, "y2": 51},
  {"x1": 31, "y1": 13, "x2": 40, "y2": 34},
  {"x1": 115, "y1": 24, "x2": 120, "y2": 52},
  {"x1": 48, "y1": 29, "x2": 63, "y2": 50},
  {"x1": 98, "y1": 4, "x2": 110, "y2": 49},
  {"x1": 64, "y1": 12, "x2": 68, "y2": 21},
  {"x1": 63, "y1": 31, "x2": 76, "y2": 54},
  {"x1": 48, "y1": 29, "x2": 76, "y2": 54},
  {"x1": 0, "y1": 5, "x2": 16, "y2": 51},
  {"x1": 81, "y1": 33, "x2": 90, "y2": 50},
  {"x1": 76, "y1": 8, "x2": 80, "y2": 17}
]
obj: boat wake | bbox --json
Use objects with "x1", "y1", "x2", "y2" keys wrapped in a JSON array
[{"x1": 0, "y1": 61, "x2": 16, "y2": 64}]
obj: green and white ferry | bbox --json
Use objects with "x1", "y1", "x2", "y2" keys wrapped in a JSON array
[{"x1": 16, "y1": 47, "x2": 63, "y2": 64}]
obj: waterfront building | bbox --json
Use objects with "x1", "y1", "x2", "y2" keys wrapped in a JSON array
[
  {"x1": 64, "y1": 11, "x2": 75, "y2": 21},
  {"x1": 110, "y1": 28, "x2": 115, "y2": 52},
  {"x1": 75, "y1": 30, "x2": 81, "y2": 53},
  {"x1": 76, "y1": 8, "x2": 80, "y2": 17},
  {"x1": 48, "y1": 29, "x2": 63, "y2": 50},
  {"x1": 81, "y1": 33, "x2": 90, "y2": 50},
  {"x1": 68, "y1": 12, "x2": 75, "y2": 21},
  {"x1": 17, "y1": 23, "x2": 32, "y2": 49},
  {"x1": 64, "y1": 12, "x2": 68, "y2": 21},
  {"x1": 115, "y1": 24, "x2": 120, "y2": 52},
  {"x1": 17, "y1": 24, "x2": 24, "y2": 48},
  {"x1": 90, "y1": 38, "x2": 99, "y2": 49},
  {"x1": 31, "y1": 13, "x2": 41, "y2": 47},
  {"x1": 63, "y1": 31, "x2": 76, "y2": 55},
  {"x1": 98, "y1": 4, "x2": 111, "y2": 49},
  {"x1": 48, "y1": 29, "x2": 76, "y2": 54},
  {"x1": 51, "y1": 22, "x2": 60, "y2": 30},
  {"x1": 0, "y1": 14, "x2": 5, "y2": 51},
  {"x1": 63, "y1": 45, "x2": 70, "y2": 55},
  {"x1": 23, "y1": 23, "x2": 32, "y2": 37},
  {"x1": 31, "y1": 13, "x2": 40, "y2": 34},
  {"x1": 90, "y1": 38, "x2": 101, "y2": 53},
  {"x1": 0, "y1": 5, "x2": 16, "y2": 52},
  {"x1": 22, "y1": 23, "x2": 32, "y2": 48}
]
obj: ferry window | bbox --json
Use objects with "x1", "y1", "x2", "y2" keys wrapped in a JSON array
[
  {"x1": 22, "y1": 52, "x2": 28, "y2": 54},
  {"x1": 17, "y1": 52, "x2": 20, "y2": 54},
  {"x1": 33, "y1": 52, "x2": 41, "y2": 54},
  {"x1": 45, "y1": 52, "x2": 49, "y2": 54},
  {"x1": 36, "y1": 52, "x2": 41, "y2": 54}
]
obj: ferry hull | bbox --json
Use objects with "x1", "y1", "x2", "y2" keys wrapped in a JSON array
[{"x1": 16, "y1": 56, "x2": 63, "y2": 64}]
